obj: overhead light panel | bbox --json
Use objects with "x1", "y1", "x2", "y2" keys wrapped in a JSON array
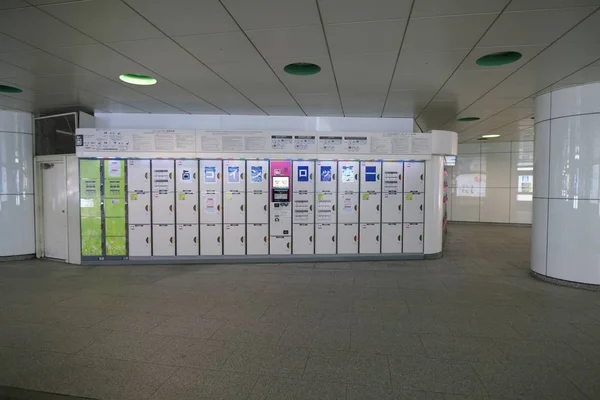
[
  {"x1": 284, "y1": 63, "x2": 321, "y2": 76},
  {"x1": 119, "y1": 73, "x2": 157, "y2": 86},
  {"x1": 476, "y1": 51, "x2": 522, "y2": 67},
  {"x1": 0, "y1": 84, "x2": 23, "y2": 93},
  {"x1": 481, "y1": 134, "x2": 501, "y2": 138}
]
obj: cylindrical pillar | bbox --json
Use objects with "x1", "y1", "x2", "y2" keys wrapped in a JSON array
[
  {"x1": 0, "y1": 110, "x2": 34, "y2": 259},
  {"x1": 532, "y1": 82, "x2": 600, "y2": 285}
]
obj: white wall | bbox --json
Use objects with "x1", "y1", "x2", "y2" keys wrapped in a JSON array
[
  {"x1": 94, "y1": 113, "x2": 414, "y2": 133},
  {"x1": 448, "y1": 141, "x2": 533, "y2": 224},
  {"x1": 0, "y1": 110, "x2": 35, "y2": 257}
]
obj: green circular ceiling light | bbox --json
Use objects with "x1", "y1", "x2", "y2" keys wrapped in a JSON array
[
  {"x1": 457, "y1": 117, "x2": 480, "y2": 122},
  {"x1": 476, "y1": 51, "x2": 523, "y2": 67},
  {"x1": 284, "y1": 63, "x2": 321, "y2": 76},
  {"x1": 0, "y1": 84, "x2": 23, "y2": 93},
  {"x1": 119, "y1": 73, "x2": 157, "y2": 86}
]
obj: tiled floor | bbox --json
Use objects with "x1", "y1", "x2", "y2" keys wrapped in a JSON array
[{"x1": 1, "y1": 223, "x2": 599, "y2": 400}]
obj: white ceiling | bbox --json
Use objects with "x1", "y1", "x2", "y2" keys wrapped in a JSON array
[{"x1": 1, "y1": 0, "x2": 600, "y2": 142}]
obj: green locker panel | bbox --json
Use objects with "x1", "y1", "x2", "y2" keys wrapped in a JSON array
[
  {"x1": 104, "y1": 198, "x2": 126, "y2": 218},
  {"x1": 81, "y1": 217, "x2": 102, "y2": 237},
  {"x1": 81, "y1": 236, "x2": 102, "y2": 256},
  {"x1": 105, "y1": 217, "x2": 126, "y2": 237},
  {"x1": 80, "y1": 197, "x2": 102, "y2": 218},
  {"x1": 106, "y1": 236, "x2": 127, "y2": 256},
  {"x1": 104, "y1": 160, "x2": 126, "y2": 199}
]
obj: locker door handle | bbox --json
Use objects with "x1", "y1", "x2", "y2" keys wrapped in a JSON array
[
  {"x1": 145, "y1": 205, "x2": 149, "y2": 212},
  {"x1": 169, "y1": 172, "x2": 173, "y2": 179},
  {"x1": 145, "y1": 172, "x2": 149, "y2": 179},
  {"x1": 169, "y1": 237, "x2": 174, "y2": 243},
  {"x1": 169, "y1": 205, "x2": 173, "y2": 212},
  {"x1": 263, "y1": 173, "x2": 268, "y2": 180},
  {"x1": 420, "y1": 174, "x2": 424, "y2": 181},
  {"x1": 310, "y1": 173, "x2": 313, "y2": 180},
  {"x1": 377, "y1": 174, "x2": 380, "y2": 180},
  {"x1": 376, "y1": 235, "x2": 379, "y2": 242},
  {"x1": 240, "y1": 205, "x2": 244, "y2": 211},
  {"x1": 217, "y1": 205, "x2": 221, "y2": 211},
  {"x1": 332, "y1": 236, "x2": 335, "y2": 242},
  {"x1": 376, "y1": 205, "x2": 380, "y2": 211},
  {"x1": 397, "y1": 235, "x2": 402, "y2": 242},
  {"x1": 217, "y1": 236, "x2": 221, "y2": 243},
  {"x1": 353, "y1": 235, "x2": 357, "y2": 242},
  {"x1": 193, "y1": 205, "x2": 197, "y2": 212},
  {"x1": 309, "y1": 236, "x2": 313, "y2": 242},
  {"x1": 354, "y1": 174, "x2": 358, "y2": 180},
  {"x1": 145, "y1": 237, "x2": 149, "y2": 244},
  {"x1": 286, "y1": 242, "x2": 290, "y2": 249},
  {"x1": 264, "y1": 205, "x2": 267, "y2": 211},
  {"x1": 240, "y1": 173, "x2": 244, "y2": 180},
  {"x1": 264, "y1": 236, "x2": 268, "y2": 242},
  {"x1": 419, "y1": 235, "x2": 423, "y2": 241},
  {"x1": 310, "y1": 205, "x2": 313, "y2": 211},
  {"x1": 420, "y1": 205, "x2": 423, "y2": 211},
  {"x1": 193, "y1": 237, "x2": 197, "y2": 243},
  {"x1": 193, "y1": 173, "x2": 197, "y2": 179},
  {"x1": 332, "y1": 205, "x2": 335, "y2": 211},
  {"x1": 354, "y1": 205, "x2": 358, "y2": 211},
  {"x1": 399, "y1": 174, "x2": 402, "y2": 180},
  {"x1": 217, "y1": 173, "x2": 221, "y2": 180},
  {"x1": 332, "y1": 173, "x2": 336, "y2": 180},
  {"x1": 398, "y1": 205, "x2": 402, "y2": 211},
  {"x1": 241, "y1": 236, "x2": 244, "y2": 243}
]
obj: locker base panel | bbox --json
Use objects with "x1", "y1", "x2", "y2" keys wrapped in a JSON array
[{"x1": 78, "y1": 252, "x2": 440, "y2": 265}]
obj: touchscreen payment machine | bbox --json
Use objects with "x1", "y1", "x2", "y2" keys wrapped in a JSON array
[{"x1": 270, "y1": 161, "x2": 292, "y2": 247}]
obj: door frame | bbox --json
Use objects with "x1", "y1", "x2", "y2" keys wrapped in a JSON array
[{"x1": 34, "y1": 155, "x2": 69, "y2": 260}]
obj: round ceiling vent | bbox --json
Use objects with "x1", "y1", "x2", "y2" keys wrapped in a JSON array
[
  {"x1": 457, "y1": 117, "x2": 480, "y2": 122},
  {"x1": 284, "y1": 63, "x2": 321, "y2": 76},
  {"x1": 119, "y1": 73, "x2": 157, "y2": 85},
  {"x1": 0, "y1": 84, "x2": 23, "y2": 93},
  {"x1": 476, "y1": 51, "x2": 522, "y2": 67}
]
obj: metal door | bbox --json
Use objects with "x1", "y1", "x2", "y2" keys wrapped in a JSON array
[
  {"x1": 337, "y1": 223, "x2": 358, "y2": 254},
  {"x1": 151, "y1": 160, "x2": 175, "y2": 193},
  {"x1": 381, "y1": 223, "x2": 403, "y2": 254},
  {"x1": 338, "y1": 161, "x2": 359, "y2": 193},
  {"x1": 200, "y1": 192, "x2": 222, "y2": 224},
  {"x1": 403, "y1": 223, "x2": 424, "y2": 253},
  {"x1": 293, "y1": 160, "x2": 315, "y2": 192},
  {"x1": 315, "y1": 223, "x2": 336, "y2": 254},
  {"x1": 382, "y1": 161, "x2": 403, "y2": 193},
  {"x1": 152, "y1": 193, "x2": 175, "y2": 224},
  {"x1": 224, "y1": 223, "x2": 245, "y2": 255},
  {"x1": 246, "y1": 224, "x2": 268, "y2": 255},
  {"x1": 152, "y1": 224, "x2": 175, "y2": 256},
  {"x1": 127, "y1": 159, "x2": 150, "y2": 193},
  {"x1": 315, "y1": 160, "x2": 337, "y2": 192},
  {"x1": 359, "y1": 192, "x2": 381, "y2": 223},
  {"x1": 199, "y1": 160, "x2": 222, "y2": 192},
  {"x1": 381, "y1": 192, "x2": 403, "y2": 223},
  {"x1": 247, "y1": 191, "x2": 268, "y2": 224},
  {"x1": 316, "y1": 192, "x2": 336, "y2": 224},
  {"x1": 247, "y1": 160, "x2": 269, "y2": 192},
  {"x1": 337, "y1": 192, "x2": 359, "y2": 224},
  {"x1": 176, "y1": 224, "x2": 198, "y2": 256},
  {"x1": 359, "y1": 223, "x2": 380, "y2": 254},
  {"x1": 293, "y1": 191, "x2": 314, "y2": 224},
  {"x1": 360, "y1": 161, "x2": 382, "y2": 192},
  {"x1": 404, "y1": 162, "x2": 425, "y2": 193},
  {"x1": 175, "y1": 159, "x2": 198, "y2": 193},
  {"x1": 403, "y1": 192, "x2": 424, "y2": 223},
  {"x1": 176, "y1": 192, "x2": 198, "y2": 224},
  {"x1": 200, "y1": 224, "x2": 222, "y2": 255},
  {"x1": 128, "y1": 224, "x2": 151, "y2": 257},
  {"x1": 223, "y1": 160, "x2": 245, "y2": 192},
  {"x1": 292, "y1": 223, "x2": 314, "y2": 255},
  {"x1": 223, "y1": 191, "x2": 245, "y2": 224}
]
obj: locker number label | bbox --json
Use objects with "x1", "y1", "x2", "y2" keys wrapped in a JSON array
[
  {"x1": 297, "y1": 166, "x2": 309, "y2": 182},
  {"x1": 204, "y1": 166, "x2": 217, "y2": 183},
  {"x1": 228, "y1": 166, "x2": 240, "y2": 183},
  {"x1": 365, "y1": 166, "x2": 377, "y2": 182},
  {"x1": 320, "y1": 166, "x2": 332, "y2": 182},
  {"x1": 250, "y1": 166, "x2": 263, "y2": 183}
]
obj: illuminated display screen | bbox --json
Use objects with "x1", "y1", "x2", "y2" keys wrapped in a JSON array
[{"x1": 272, "y1": 176, "x2": 289, "y2": 189}]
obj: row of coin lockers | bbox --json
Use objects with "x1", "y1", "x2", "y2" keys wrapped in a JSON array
[{"x1": 124, "y1": 159, "x2": 425, "y2": 257}]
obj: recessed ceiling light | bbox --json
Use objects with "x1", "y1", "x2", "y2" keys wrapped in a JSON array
[
  {"x1": 457, "y1": 117, "x2": 480, "y2": 122},
  {"x1": 477, "y1": 138, "x2": 488, "y2": 141},
  {"x1": 0, "y1": 84, "x2": 23, "y2": 93},
  {"x1": 119, "y1": 73, "x2": 157, "y2": 86},
  {"x1": 481, "y1": 134, "x2": 501, "y2": 138},
  {"x1": 476, "y1": 51, "x2": 523, "y2": 67},
  {"x1": 284, "y1": 62, "x2": 321, "y2": 76}
]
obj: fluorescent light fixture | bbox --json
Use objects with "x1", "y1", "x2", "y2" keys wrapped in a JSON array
[
  {"x1": 517, "y1": 167, "x2": 534, "y2": 171},
  {"x1": 481, "y1": 134, "x2": 501, "y2": 138},
  {"x1": 119, "y1": 73, "x2": 157, "y2": 86}
]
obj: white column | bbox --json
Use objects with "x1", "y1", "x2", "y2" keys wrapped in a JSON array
[
  {"x1": 0, "y1": 110, "x2": 34, "y2": 258},
  {"x1": 532, "y1": 82, "x2": 600, "y2": 285}
]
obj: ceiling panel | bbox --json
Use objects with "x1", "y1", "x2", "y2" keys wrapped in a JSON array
[
  {"x1": 294, "y1": 92, "x2": 342, "y2": 115},
  {"x1": 246, "y1": 25, "x2": 327, "y2": 59},
  {"x1": 209, "y1": 61, "x2": 286, "y2": 93},
  {"x1": 391, "y1": 72, "x2": 449, "y2": 91},
  {"x1": 478, "y1": 7, "x2": 596, "y2": 47},
  {"x1": 403, "y1": 14, "x2": 498, "y2": 51},
  {"x1": 0, "y1": 94, "x2": 34, "y2": 112},
  {"x1": 0, "y1": 60, "x2": 34, "y2": 80},
  {"x1": 326, "y1": 19, "x2": 407, "y2": 56},
  {"x1": 412, "y1": 0, "x2": 508, "y2": 18},
  {"x1": 507, "y1": 0, "x2": 600, "y2": 11},
  {"x1": 0, "y1": 33, "x2": 34, "y2": 53},
  {"x1": 461, "y1": 45, "x2": 546, "y2": 71},
  {"x1": 397, "y1": 48, "x2": 469, "y2": 75},
  {"x1": 333, "y1": 52, "x2": 397, "y2": 93},
  {"x1": 71, "y1": 74, "x2": 158, "y2": 103},
  {"x1": 318, "y1": 0, "x2": 412, "y2": 24},
  {"x1": 268, "y1": 56, "x2": 338, "y2": 95},
  {"x1": 126, "y1": 100, "x2": 187, "y2": 114},
  {"x1": 341, "y1": 93, "x2": 388, "y2": 116},
  {"x1": 0, "y1": 0, "x2": 29, "y2": 10},
  {"x1": 124, "y1": 0, "x2": 238, "y2": 37},
  {"x1": 41, "y1": 0, "x2": 165, "y2": 43},
  {"x1": 175, "y1": 32, "x2": 263, "y2": 65},
  {"x1": 0, "y1": 50, "x2": 85, "y2": 75},
  {"x1": 3, "y1": 73, "x2": 95, "y2": 95},
  {"x1": 25, "y1": 0, "x2": 84, "y2": 4},
  {"x1": 220, "y1": 0, "x2": 320, "y2": 30},
  {"x1": 0, "y1": 6, "x2": 96, "y2": 48}
]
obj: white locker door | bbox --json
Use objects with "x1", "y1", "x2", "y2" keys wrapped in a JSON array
[
  {"x1": 403, "y1": 223, "x2": 424, "y2": 253},
  {"x1": 359, "y1": 192, "x2": 381, "y2": 223},
  {"x1": 338, "y1": 223, "x2": 358, "y2": 254},
  {"x1": 152, "y1": 224, "x2": 175, "y2": 256},
  {"x1": 223, "y1": 191, "x2": 245, "y2": 224},
  {"x1": 360, "y1": 223, "x2": 380, "y2": 254},
  {"x1": 127, "y1": 160, "x2": 150, "y2": 192},
  {"x1": 175, "y1": 160, "x2": 198, "y2": 193},
  {"x1": 381, "y1": 223, "x2": 403, "y2": 254},
  {"x1": 382, "y1": 192, "x2": 403, "y2": 223},
  {"x1": 128, "y1": 192, "x2": 151, "y2": 224},
  {"x1": 315, "y1": 224, "x2": 336, "y2": 254},
  {"x1": 200, "y1": 160, "x2": 222, "y2": 191},
  {"x1": 270, "y1": 202, "x2": 292, "y2": 236},
  {"x1": 152, "y1": 193, "x2": 175, "y2": 224},
  {"x1": 128, "y1": 224, "x2": 151, "y2": 257},
  {"x1": 224, "y1": 223, "x2": 245, "y2": 255},
  {"x1": 292, "y1": 223, "x2": 314, "y2": 255},
  {"x1": 247, "y1": 224, "x2": 268, "y2": 255},
  {"x1": 316, "y1": 161, "x2": 337, "y2": 192},
  {"x1": 152, "y1": 160, "x2": 175, "y2": 193},
  {"x1": 270, "y1": 236, "x2": 291, "y2": 255},
  {"x1": 200, "y1": 224, "x2": 222, "y2": 255},
  {"x1": 293, "y1": 192, "x2": 314, "y2": 224},
  {"x1": 223, "y1": 160, "x2": 245, "y2": 192},
  {"x1": 338, "y1": 161, "x2": 359, "y2": 193},
  {"x1": 176, "y1": 224, "x2": 198, "y2": 256},
  {"x1": 337, "y1": 192, "x2": 359, "y2": 224},
  {"x1": 361, "y1": 161, "x2": 382, "y2": 192},
  {"x1": 404, "y1": 162, "x2": 425, "y2": 193},
  {"x1": 176, "y1": 192, "x2": 198, "y2": 224},
  {"x1": 293, "y1": 160, "x2": 314, "y2": 192},
  {"x1": 382, "y1": 161, "x2": 403, "y2": 193},
  {"x1": 404, "y1": 193, "x2": 424, "y2": 223},
  {"x1": 316, "y1": 192, "x2": 336, "y2": 223},
  {"x1": 247, "y1": 160, "x2": 269, "y2": 192},
  {"x1": 200, "y1": 192, "x2": 222, "y2": 224},
  {"x1": 247, "y1": 191, "x2": 268, "y2": 223}
]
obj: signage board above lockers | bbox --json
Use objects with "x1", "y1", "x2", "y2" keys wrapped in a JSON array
[{"x1": 75, "y1": 129, "x2": 456, "y2": 159}]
